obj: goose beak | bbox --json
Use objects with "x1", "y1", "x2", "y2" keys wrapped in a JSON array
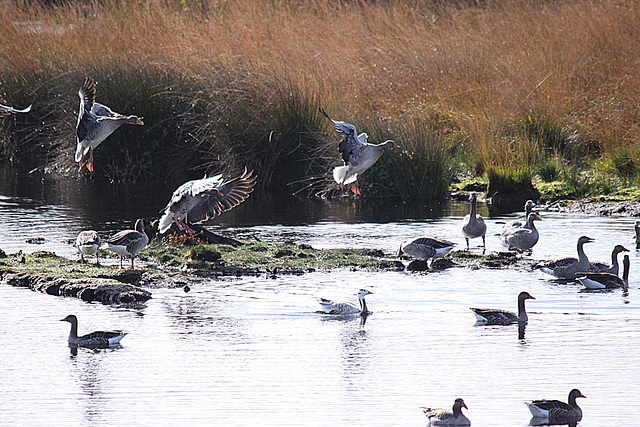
[
  {"x1": 462, "y1": 402, "x2": 468, "y2": 409},
  {"x1": 367, "y1": 290, "x2": 373, "y2": 295},
  {"x1": 529, "y1": 295, "x2": 536, "y2": 300},
  {"x1": 136, "y1": 118, "x2": 144, "y2": 125},
  {"x1": 622, "y1": 246, "x2": 630, "y2": 252},
  {"x1": 393, "y1": 142, "x2": 400, "y2": 148},
  {"x1": 579, "y1": 393, "x2": 587, "y2": 399},
  {"x1": 534, "y1": 214, "x2": 542, "y2": 220}
]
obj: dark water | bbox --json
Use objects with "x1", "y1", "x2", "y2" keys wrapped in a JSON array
[{"x1": 1, "y1": 169, "x2": 640, "y2": 426}]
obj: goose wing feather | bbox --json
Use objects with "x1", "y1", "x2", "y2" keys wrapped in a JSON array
[{"x1": 470, "y1": 308, "x2": 517, "y2": 324}]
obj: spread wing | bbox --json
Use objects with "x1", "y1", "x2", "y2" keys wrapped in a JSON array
[
  {"x1": 77, "y1": 77, "x2": 97, "y2": 140},
  {"x1": 186, "y1": 169, "x2": 257, "y2": 224},
  {"x1": 320, "y1": 107, "x2": 363, "y2": 164}
]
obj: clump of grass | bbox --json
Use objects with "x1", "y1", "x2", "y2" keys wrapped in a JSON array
[
  {"x1": 486, "y1": 166, "x2": 535, "y2": 196},
  {"x1": 536, "y1": 156, "x2": 564, "y2": 182}
]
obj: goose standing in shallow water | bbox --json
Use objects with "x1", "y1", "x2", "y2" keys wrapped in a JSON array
[
  {"x1": 470, "y1": 291, "x2": 535, "y2": 325},
  {"x1": 502, "y1": 213, "x2": 541, "y2": 252},
  {"x1": 526, "y1": 389, "x2": 586, "y2": 423},
  {"x1": 102, "y1": 219, "x2": 149, "y2": 269},
  {"x1": 159, "y1": 168, "x2": 256, "y2": 234},
  {"x1": 0, "y1": 95, "x2": 32, "y2": 114},
  {"x1": 318, "y1": 289, "x2": 372, "y2": 315},
  {"x1": 590, "y1": 244, "x2": 629, "y2": 275},
  {"x1": 421, "y1": 398, "x2": 470, "y2": 426},
  {"x1": 539, "y1": 236, "x2": 594, "y2": 279},
  {"x1": 502, "y1": 199, "x2": 535, "y2": 233},
  {"x1": 462, "y1": 193, "x2": 486, "y2": 250},
  {"x1": 578, "y1": 254, "x2": 630, "y2": 290},
  {"x1": 75, "y1": 77, "x2": 144, "y2": 172},
  {"x1": 397, "y1": 237, "x2": 455, "y2": 266},
  {"x1": 60, "y1": 314, "x2": 126, "y2": 347},
  {"x1": 320, "y1": 108, "x2": 398, "y2": 195},
  {"x1": 75, "y1": 230, "x2": 101, "y2": 265}
]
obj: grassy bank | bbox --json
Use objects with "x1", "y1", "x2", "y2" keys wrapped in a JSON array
[{"x1": 2, "y1": 0, "x2": 640, "y2": 199}]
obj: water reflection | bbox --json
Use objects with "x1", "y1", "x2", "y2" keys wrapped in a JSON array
[{"x1": 529, "y1": 418, "x2": 577, "y2": 427}]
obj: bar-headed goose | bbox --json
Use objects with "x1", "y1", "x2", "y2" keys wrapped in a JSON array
[
  {"x1": 397, "y1": 237, "x2": 455, "y2": 266},
  {"x1": 75, "y1": 77, "x2": 144, "y2": 172},
  {"x1": 462, "y1": 193, "x2": 486, "y2": 250},
  {"x1": 578, "y1": 254, "x2": 630, "y2": 290},
  {"x1": 318, "y1": 289, "x2": 373, "y2": 316},
  {"x1": 320, "y1": 108, "x2": 398, "y2": 196},
  {"x1": 526, "y1": 389, "x2": 585, "y2": 423},
  {"x1": 502, "y1": 213, "x2": 541, "y2": 252},
  {"x1": 421, "y1": 398, "x2": 470, "y2": 426},
  {"x1": 471, "y1": 291, "x2": 535, "y2": 325},
  {"x1": 60, "y1": 314, "x2": 126, "y2": 347},
  {"x1": 539, "y1": 236, "x2": 594, "y2": 279},
  {"x1": 102, "y1": 219, "x2": 149, "y2": 269},
  {"x1": 159, "y1": 168, "x2": 256, "y2": 234},
  {"x1": 590, "y1": 244, "x2": 629, "y2": 275},
  {"x1": 75, "y1": 230, "x2": 101, "y2": 265}
]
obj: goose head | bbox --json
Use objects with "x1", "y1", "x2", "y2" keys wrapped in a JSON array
[
  {"x1": 518, "y1": 291, "x2": 535, "y2": 302},
  {"x1": 453, "y1": 398, "x2": 468, "y2": 413},
  {"x1": 578, "y1": 236, "x2": 595, "y2": 245},
  {"x1": 125, "y1": 115, "x2": 144, "y2": 126},
  {"x1": 134, "y1": 219, "x2": 146, "y2": 233},
  {"x1": 60, "y1": 314, "x2": 78, "y2": 324},
  {"x1": 568, "y1": 389, "x2": 586, "y2": 404},
  {"x1": 613, "y1": 244, "x2": 630, "y2": 255},
  {"x1": 384, "y1": 140, "x2": 399, "y2": 149},
  {"x1": 357, "y1": 289, "x2": 373, "y2": 299}
]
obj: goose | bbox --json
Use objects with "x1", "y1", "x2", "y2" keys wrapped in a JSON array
[
  {"x1": 0, "y1": 95, "x2": 32, "y2": 114},
  {"x1": 578, "y1": 254, "x2": 630, "y2": 290},
  {"x1": 320, "y1": 108, "x2": 398, "y2": 195},
  {"x1": 470, "y1": 291, "x2": 535, "y2": 325},
  {"x1": 461, "y1": 193, "x2": 486, "y2": 249},
  {"x1": 102, "y1": 219, "x2": 149, "y2": 269},
  {"x1": 526, "y1": 389, "x2": 586, "y2": 422},
  {"x1": 75, "y1": 230, "x2": 101, "y2": 265},
  {"x1": 590, "y1": 244, "x2": 629, "y2": 275},
  {"x1": 539, "y1": 236, "x2": 594, "y2": 279},
  {"x1": 60, "y1": 314, "x2": 126, "y2": 347},
  {"x1": 421, "y1": 398, "x2": 470, "y2": 426},
  {"x1": 318, "y1": 289, "x2": 372, "y2": 316},
  {"x1": 501, "y1": 199, "x2": 535, "y2": 232},
  {"x1": 397, "y1": 237, "x2": 455, "y2": 266},
  {"x1": 635, "y1": 221, "x2": 640, "y2": 249},
  {"x1": 159, "y1": 168, "x2": 256, "y2": 234},
  {"x1": 502, "y1": 213, "x2": 541, "y2": 252},
  {"x1": 75, "y1": 77, "x2": 144, "y2": 172}
]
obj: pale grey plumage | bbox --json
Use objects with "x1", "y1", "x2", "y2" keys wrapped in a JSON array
[
  {"x1": 103, "y1": 219, "x2": 149, "y2": 269},
  {"x1": 61, "y1": 314, "x2": 126, "y2": 347},
  {"x1": 75, "y1": 230, "x2": 101, "y2": 265},
  {"x1": 502, "y1": 213, "x2": 541, "y2": 252},
  {"x1": 462, "y1": 193, "x2": 486, "y2": 249},
  {"x1": 421, "y1": 398, "x2": 470, "y2": 426},
  {"x1": 397, "y1": 237, "x2": 455, "y2": 263},
  {"x1": 502, "y1": 199, "x2": 535, "y2": 232}
]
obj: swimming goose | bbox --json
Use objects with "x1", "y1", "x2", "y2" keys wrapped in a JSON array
[
  {"x1": 397, "y1": 237, "x2": 455, "y2": 266},
  {"x1": 471, "y1": 291, "x2": 535, "y2": 325},
  {"x1": 421, "y1": 398, "x2": 470, "y2": 426},
  {"x1": 0, "y1": 95, "x2": 32, "y2": 114},
  {"x1": 461, "y1": 193, "x2": 486, "y2": 249},
  {"x1": 318, "y1": 289, "x2": 372, "y2": 315},
  {"x1": 60, "y1": 314, "x2": 126, "y2": 347},
  {"x1": 159, "y1": 168, "x2": 256, "y2": 234},
  {"x1": 502, "y1": 199, "x2": 535, "y2": 232},
  {"x1": 590, "y1": 244, "x2": 629, "y2": 275},
  {"x1": 75, "y1": 77, "x2": 144, "y2": 172},
  {"x1": 320, "y1": 108, "x2": 398, "y2": 196},
  {"x1": 102, "y1": 219, "x2": 149, "y2": 269},
  {"x1": 578, "y1": 254, "x2": 630, "y2": 290},
  {"x1": 502, "y1": 213, "x2": 541, "y2": 252},
  {"x1": 539, "y1": 236, "x2": 594, "y2": 279},
  {"x1": 75, "y1": 230, "x2": 101, "y2": 265},
  {"x1": 526, "y1": 389, "x2": 585, "y2": 422}
]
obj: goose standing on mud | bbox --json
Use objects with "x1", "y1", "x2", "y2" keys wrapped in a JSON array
[
  {"x1": 318, "y1": 289, "x2": 373, "y2": 316},
  {"x1": 462, "y1": 193, "x2": 486, "y2": 250},
  {"x1": 526, "y1": 389, "x2": 586, "y2": 423},
  {"x1": 421, "y1": 398, "x2": 470, "y2": 426},
  {"x1": 470, "y1": 291, "x2": 535, "y2": 325},
  {"x1": 75, "y1": 77, "x2": 144, "y2": 172},
  {"x1": 75, "y1": 230, "x2": 101, "y2": 265},
  {"x1": 60, "y1": 314, "x2": 126, "y2": 347},
  {"x1": 320, "y1": 108, "x2": 398, "y2": 195},
  {"x1": 159, "y1": 169, "x2": 256, "y2": 234},
  {"x1": 578, "y1": 254, "x2": 630, "y2": 290},
  {"x1": 502, "y1": 199, "x2": 535, "y2": 233},
  {"x1": 502, "y1": 213, "x2": 541, "y2": 252},
  {"x1": 397, "y1": 237, "x2": 455, "y2": 266},
  {"x1": 0, "y1": 95, "x2": 32, "y2": 114},
  {"x1": 539, "y1": 236, "x2": 594, "y2": 279},
  {"x1": 590, "y1": 244, "x2": 629, "y2": 275},
  {"x1": 102, "y1": 219, "x2": 149, "y2": 269}
]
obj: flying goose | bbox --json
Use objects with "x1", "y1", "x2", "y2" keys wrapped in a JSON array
[
  {"x1": 397, "y1": 237, "x2": 455, "y2": 266},
  {"x1": 421, "y1": 398, "x2": 470, "y2": 426},
  {"x1": 539, "y1": 236, "x2": 594, "y2": 279},
  {"x1": 502, "y1": 213, "x2": 541, "y2": 252},
  {"x1": 590, "y1": 244, "x2": 629, "y2": 275},
  {"x1": 158, "y1": 168, "x2": 256, "y2": 234},
  {"x1": 102, "y1": 219, "x2": 149, "y2": 269},
  {"x1": 320, "y1": 108, "x2": 398, "y2": 195},
  {"x1": 501, "y1": 199, "x2": 535, "y2": 232},
  {"x1": 0, "y1": 95, "x2": 32, "y2": 114},
  {"x1": 526, "y1": 389, "x2": 585, "y2": 423},
  {"x1": 60, "y1": 314, "x2": 126, "y2": 347},
  {"x1": 75, "y1": 77, "x2": 144, "y2": 172},
  {"x1": 318, "y1": 289, "x2": 373, "y2": 316},
  {"x1": 578, "y1": 254, "x2": 630, "y2": 290},
  {"x1": 470, "y1": 291, "x2": 535, "y2": 325},
  {"x1": 75, "y1": 230, "x2": 101, "y2": 265},
  {"x1": 462, "y1": 193, "x2": 486, "y2": 250}
]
